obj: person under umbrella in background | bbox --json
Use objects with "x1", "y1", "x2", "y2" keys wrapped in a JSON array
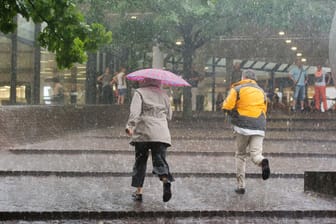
[
  {"x1": 126, "y1": 78, "x2": 174, "y2": 202},
  {"x1": 222, "y1": 69, "x2": 270, "y2": 194}
]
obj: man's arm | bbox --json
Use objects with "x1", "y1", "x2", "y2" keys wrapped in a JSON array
[{"x1": 222, "y1": 89, "x2": 237, "y2": 112}]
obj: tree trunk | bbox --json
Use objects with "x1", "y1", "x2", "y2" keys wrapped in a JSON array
[
  {"x1": 10, "y1": 16, "x2": 18, "y2": 105},
  {"x1": 33, "y1": 23, "x2": 41, "y2": 105},
  {"x1": 182, "y1": 46, "x2": 194, "y2": 118},
  {"x1": 85, "y1": 53, "x2": 97, "y2": 104}
]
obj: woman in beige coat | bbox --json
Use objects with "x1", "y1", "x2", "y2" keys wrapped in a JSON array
[{"x1": 126, "y1": 78, "x2": 174, "y2": 202}]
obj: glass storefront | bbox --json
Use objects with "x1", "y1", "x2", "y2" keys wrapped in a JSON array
[
  {"x1": 0, "y1": 15, "x2": 87, "y2": 105},
  {"x1": 40, "y1": 50, "x2": 86, "y2": 105}
]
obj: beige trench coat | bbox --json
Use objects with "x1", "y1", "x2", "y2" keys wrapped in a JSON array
[{"x1": 126, "y1": 86, "x2": 172, "y2": 146}]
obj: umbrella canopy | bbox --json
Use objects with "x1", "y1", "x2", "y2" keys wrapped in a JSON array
[{"x1": 126, "y1": 68, "x2": 191, "y2": 87}]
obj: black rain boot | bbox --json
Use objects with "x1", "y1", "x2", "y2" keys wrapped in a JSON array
[
  {"x1": 261, "y1": 158, "x2": 270, "y2": 180},
  {"x1": 163, "y1": 182, "x2": 172, "y2": 202}
]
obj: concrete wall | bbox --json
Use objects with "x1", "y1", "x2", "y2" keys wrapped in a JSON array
[{"x1": 0, "y1": 105, "x2": 130, "y2": 147}]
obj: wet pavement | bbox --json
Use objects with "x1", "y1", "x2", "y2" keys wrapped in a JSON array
[
  {"x1": 0, "y1": 151, "x2": 335, "y2": 174},
  {"x1": 0, "y1": 115, "x2": 335, "y2": 222},
  {"x1": 0, "y1": 176, "x2": 335, "y2": 211}
]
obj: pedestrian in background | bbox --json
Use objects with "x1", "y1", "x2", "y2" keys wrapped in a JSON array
[
  {"x1": 222, "y1": 69, "x2": 270, "y2": 194},
  {"x1": 172, "y1": 87, "x2": 182, "y2": 112},
  {"x1": 115, "y1": 67, "x2": 127, "y2": 105},
  {"x1": 126, "y1": 78, "x2": 174, "y2": 202},
  {"x1": 51, "y1": 77, "x2": 64, "y2": 105},
  {"x1": 97, "y1": 67, "x2": 113, "y2": 104},
  {"x1": 289, "y1": 59, "x2": 307, "y2": 112},
  {"x1": 216, "y1": 92, "x2": 224, "y2": 111},
  {"x1": 314, "y1": 65, "x2": 330, "y2": 112}
]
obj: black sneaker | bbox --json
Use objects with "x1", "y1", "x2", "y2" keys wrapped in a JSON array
[
  {"x1": 132, "y1": 192, "x2": 142, "y2": 202},
  {"x1": 261, "y1": 158, "x2": 270, "y2": 180},
  {"x1": 163, "y1": 182, "x2": 172, "y2": 202},
  {"x1": 234, "y1": 188, "x2": 245, "y2": 194}
]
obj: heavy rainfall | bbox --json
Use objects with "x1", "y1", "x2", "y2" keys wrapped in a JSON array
[{"x1": 0, "y1": 0, "x2": 336, "y2": 223}]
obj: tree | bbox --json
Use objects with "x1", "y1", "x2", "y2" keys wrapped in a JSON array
[
  {"x1": 76, "y1": 0, "x2": 157, "y2": 103},
  {"x1": 78, "y1": 0, "x2": 336, "y2": 113},
  {"x1": 0, "y1": 0, "x2": 112, "y2": 68},
  {"x1": 141, "y1": 0, "x2": 250, "y2": 117},
  {"x1": 139, "y1": 0, "x2": 336, "y2": 117},
  {"x1": 77, "y1": 0, "x2": 158, "y2": 70}
]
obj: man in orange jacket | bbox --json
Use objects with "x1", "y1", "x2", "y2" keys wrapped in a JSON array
[{"x1": 222, "y1": 69, "x2": 270, "y2": 194}]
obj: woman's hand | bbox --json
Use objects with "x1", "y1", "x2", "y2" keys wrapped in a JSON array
[{"x1": 126, "y1": 128, "x2": 133, "y2": 136}]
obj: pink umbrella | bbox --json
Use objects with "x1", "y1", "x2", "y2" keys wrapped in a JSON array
[{"x1": 126, "y1": 68, "x2": 191, "y2": 87}]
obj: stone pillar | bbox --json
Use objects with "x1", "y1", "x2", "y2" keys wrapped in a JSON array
[{"x1": 152, "y1": 44, "x2": 163, "y2": 69}]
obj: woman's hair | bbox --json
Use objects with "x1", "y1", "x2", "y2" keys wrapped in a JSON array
[{"x1": 139, "y1": 78, "x2": 162, "y2": 87}]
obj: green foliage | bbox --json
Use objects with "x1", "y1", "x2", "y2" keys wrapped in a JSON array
[
  {"x1": 72, "y1": 0, "x2": 336, "y2": 116},
  {"x1": 0, "y1": 1, "x2": 21, "y2": 32},
  {"x1": 76, "y1": 0, "x2": 156, "y2": 71},
  {"x1": 237, "y1": 0, "x2": 336, "y2": 33},
  {"x1": 107, "y1": 0, "x2": 336, "y2": 117},
  {"x1": 112, "y1": 17, "x2": 157, "y2": 49},
  {"x1": 0, "y1": 0, "x2": 112, "y2": 68}
]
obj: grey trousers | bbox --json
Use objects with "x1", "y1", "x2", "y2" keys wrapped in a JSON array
[
  {"x1": 131, "y1": 142, "x2": 174, "y2": 188},
  {"x1": 235, "y1": 133, "x2": 265, "y2": 189}
]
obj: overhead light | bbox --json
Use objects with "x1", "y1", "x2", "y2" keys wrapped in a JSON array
[
  {"x1": 285, "y1": 39, "x2": 292, "y2": 44},
  {"x1": 291, "y1": 46, "x2": 297, "y2": 51},
  {"x1": 301, "y1": 58, "x2": 307, "y2": 62},
  {"x1": 278, "y1": 31, "x2": 285, "y2": 36},
  {"x1": 175, "y1": 41, "x2": 182, "y2": 45},
  {"x1": 296, "y1": 53, "x2": 302, "y2": 57},
  {"x1": 131, "y1": 16, "x2": 137, "y2": 19}
]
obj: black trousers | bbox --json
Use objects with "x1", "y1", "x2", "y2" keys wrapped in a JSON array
[
  {"x1": 196, "y1": 95, "x2": 204, "y2": 112},
  {"x1": 131, "y1": 142, "x2": 174, "y2": 188},
  {"x1": 102, "y1": 85, "x2": 113, "y2": 104}
]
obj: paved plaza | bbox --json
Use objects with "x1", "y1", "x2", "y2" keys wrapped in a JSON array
[{"x1": 0, "y1": 113, "x2": 335, "y2": 223}]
